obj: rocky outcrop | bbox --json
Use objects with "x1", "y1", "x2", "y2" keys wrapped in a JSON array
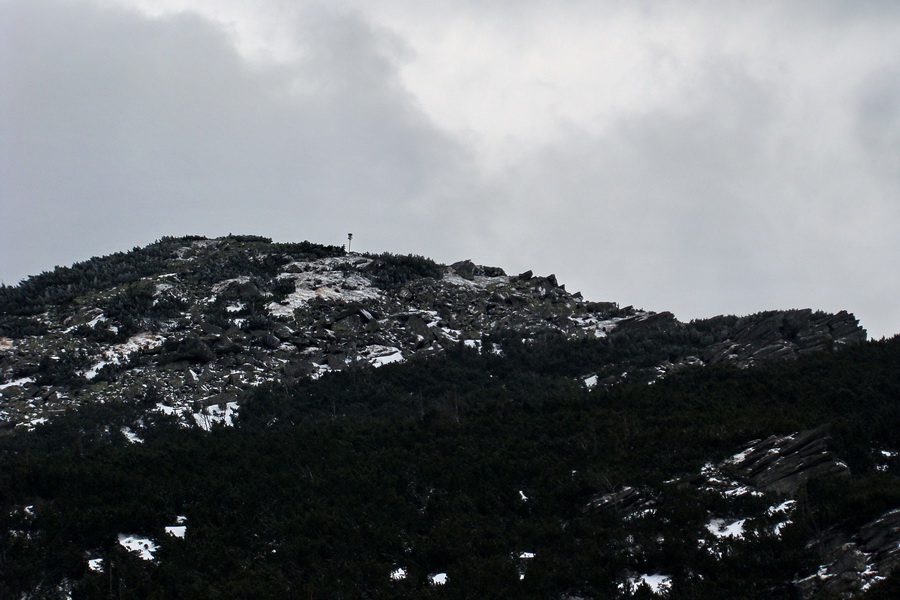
[
  {"x1": 614, "y1": 311, "x2": 677, "y2": 332},
  {"x1": 0, "y1": 236, "x2": 869, "y2": 432},
  {"x1": 724, "y1": 425, "x2": 850, "y2": 495},
  {"x1": 449, "y1": 260, "x2": 476, "y2": 281},
  {"x1": 584, "y1": 486, "x2": 651, "y2": 513},
  {"x1": 797, "y1": 509, "x2": 900, "y2": 598},
  {"x1": 703, "y1": 310, "x2": 866, "y2": 366}
]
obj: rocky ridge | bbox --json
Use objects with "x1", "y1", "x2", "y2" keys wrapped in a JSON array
[{"x1": 0, "y1": 236, "x2": 867, "y2": 432}]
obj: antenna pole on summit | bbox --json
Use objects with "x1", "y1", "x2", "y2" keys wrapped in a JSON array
[{"x1": 347, "y1": 233, "x2": 353, "y2": 253}]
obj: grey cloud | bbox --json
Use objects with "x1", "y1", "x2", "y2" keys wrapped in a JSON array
[
  {"x1": 856, "y1": 67, "x2": 900, "y2": 181},
  {"x1": 0, "y1": 0, "x2": 478, "y2": 282},
  {"x1": 2, "y1": 0, "x2": 899, "y2": 338},
  {"x1": 473, "y1": 56, "x2": 900, "y2": 336}
]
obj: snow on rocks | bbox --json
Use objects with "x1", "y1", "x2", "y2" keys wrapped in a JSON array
[
  {"x1": 463, "y1": 339, "x2": 482, "y2": 351},
  {"x1": 0, "y1": 376, "x2": 34, "y2": 391},
  {"x1": 360, "y1": 345, "x2": 404, "y2": 368},
  {"x1": 717, "y1": 426, "x2": 848, "y2": 495},
  {"x1": 441, "y1": 272, "x2": 478, "y2": 288},
  {"x1": 795, "y1": 508, "x2": 900, "y2": 597},
  {"x1": 428, "y1": 572, "x2": 448, "y2": 586},
  {"x1": 192, "y1": 402, "x2": 239, "y2": 431},
  {"x1": 389, "y1": 567, "x2": 407, "y2": 581},
  {"x1": 767, "y1": 500, "x2": 796, "y2": 535},
  {"x1": 569, "y1": 315, "x2": 624, "y2": 338},
  {"x1": 87, "y1": 558, "x2": 104, "y2": 572},
  {"x1": 154, "y1": 400, "x2": 240, "y2": 431},
  {"x1": 696, "y1": 459, "x2": 763, "y2": 499},
  {"x1": 211, "y1": 276, "x2": 251, "y2": 294},
  {"x1": 267, "y1": 258, "x2": 382, "y2": 317},
  {"x1": 81, "y1": 333, "x2": 165, "y2": 381}
]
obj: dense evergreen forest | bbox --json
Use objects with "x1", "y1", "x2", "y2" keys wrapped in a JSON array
[{"x1": 2, "y1": 331, "x2": 899, "y2": 599}]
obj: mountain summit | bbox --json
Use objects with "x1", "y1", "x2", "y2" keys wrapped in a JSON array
[{"x1": 0, "y1": 235, "x2": 865, "y2": 431}]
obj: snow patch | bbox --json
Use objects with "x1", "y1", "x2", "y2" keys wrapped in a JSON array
[
  {"x1": 82, "y1": 333, "x2": 165, "y2": 380},
  {"x1": 706, "y1": 518, "x2": 746, "y2": 539},
  {"x1": 722, "y1": 485, "x2": 762, "y2": 498},
  {"x1": 211, "y1": 276, "x2": 250, "y2": 293},
  {"x1": 619, "y1": 573, "x2": 672, "y2": 595},
  {"x1": 87, "y1": 558, "x2": 104, "y2": 572},
  {"x1": 0, "y1": 377, "x2": 34, "y2": 390},
  {"x1": 193, "y1": 402, "x2": 239, "y2": 431},
  {"x1": 442, "y1": 273, "x2": 477, "y2": 288},
  {"x1": 570, "y1": 315, "x2": 624, "y2": 338},
  {"x1": 439, "y1": 327, "x2": 462, "y2": 343},
  {"x1": 121, "y1": 427, "x2": 144, "y2": 444},
  {"x1": 389, "y1": 567, "x2": 407, "y2": 581},
  {"x1": 118, "y1": 534, "x2": 157, "y2": 561},
  {"x1": 766, "y1": 500, "x2": 796, "y2": 516},
  {"x1": 428, "y1": 572, "x2": 448, "y2": 586},
  {"x1": 361, "y1": 345, "x2": 404, "y2": 368},
  {"x1": 767, "y1": 500, "x2": 796, "y2": 535},
  {"x1": 165, "y1": 526, "x2": 186, "y2": 538},
  {"x1": 267, "y1": 259, "x2": 382, "y2": 317},
  {"x1": 165, "y1": 515, "x2": 188, "y2": 538}
]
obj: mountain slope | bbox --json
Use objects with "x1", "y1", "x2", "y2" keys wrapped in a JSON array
[
  {"x1": 0, "y1": 235, "x2": 866, "y2": 432},
  {"x1": 0, "y1": 235, "x2": 895, "y2": 600}
]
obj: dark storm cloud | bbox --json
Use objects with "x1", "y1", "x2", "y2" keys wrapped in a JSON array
[{"x1": 0, "y1": 0, "x2": 479, "y2": 283}]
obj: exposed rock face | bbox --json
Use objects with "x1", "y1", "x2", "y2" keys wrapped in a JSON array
[
  {"x1": 797, "y1": 509, "x2": 900, "y2": 598},
  {"x1": 584, "y1": 486, "x2": 650, "y2": 513},
  {"x1": 724, "y1": 425, "x2": 850, "y2": 495},
  {"x1": 592, "y1": 427, "x2": 898, "y2": 598},
  {"x1": 703, "y1": 310, "x2": 866, "y2": 366}
]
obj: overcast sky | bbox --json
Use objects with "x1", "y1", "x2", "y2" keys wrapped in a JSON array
[{"x1": 2, "y1": 0, "x2": 899, "y2": 337}]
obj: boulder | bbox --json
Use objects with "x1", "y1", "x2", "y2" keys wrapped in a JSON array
[
  {"x1": 513, "y1": 270, "x2": 533, "y2": 281},
  {"x1": 451, "y1": 260, "x2": 476, "y2": 281},
  {"x1": 213, "y1": 335, "x2": 243, "y2": 355},
  {"x1": 164, "y1": 335, "x2": 215, "y2": 364}
]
